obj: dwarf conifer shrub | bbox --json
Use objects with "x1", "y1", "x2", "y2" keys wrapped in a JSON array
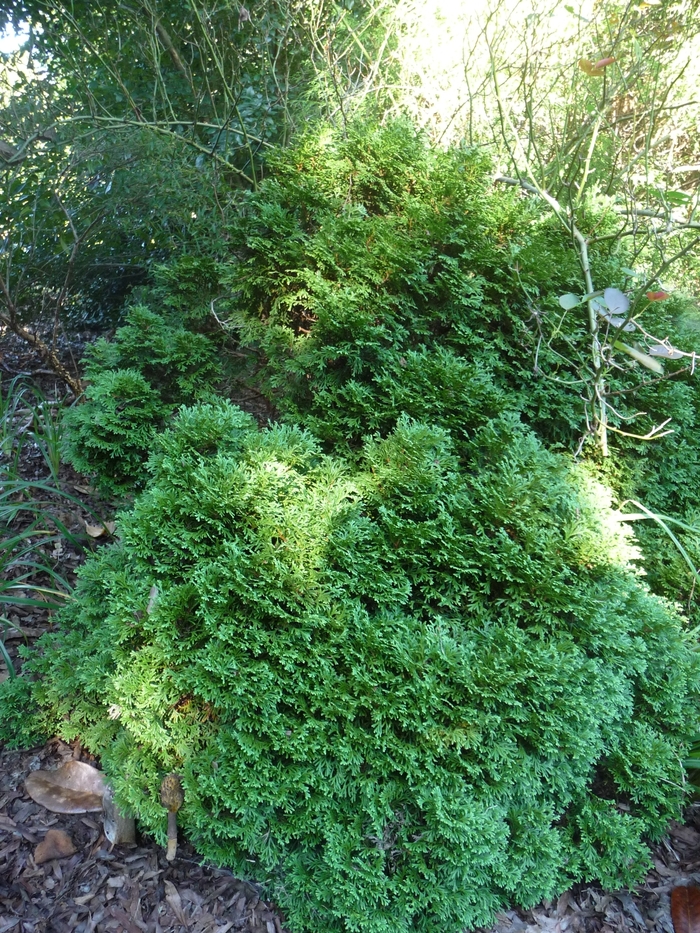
[
  {"x1": 62, "y1": 276, "x2": 225, "y2": 493},
  {"x1": 13, "y1": 400, "x2": 700, "y2": 933},
  {"x1": 224, "y1": 121, "x2": 531, "y2": 450},
  {"x1": 61, "y1": 368, "x2": 169, "y2": 494},
  {"x1": 224, "y1": 120, "x2": 664, "y2": 455},
  {"x1": 221, "y1": 121, "x2": 700, "y2": 617}
]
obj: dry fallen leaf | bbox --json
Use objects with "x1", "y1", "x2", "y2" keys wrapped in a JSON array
[
  {"x1": 85, "y1": 520, "x2": 116, "y2": 538},
  {"x1": 164, "y1": 879, "x2": 189, "y2": 926},
  {"x1": 670, "y1": 822, "x2": 700, "y2": 847},
  {"x1": 34, "y1": 828, "x2": 76, "y2": 864},
  {"x1": 25, "y1": 761, "x2": 107, "y2": 813},
  {"x1": 671, "y1": 885, "x2": 700, "y2": 933},
  {"x1": 578, "y1": 58, "x2": 606, "y2": 76}
]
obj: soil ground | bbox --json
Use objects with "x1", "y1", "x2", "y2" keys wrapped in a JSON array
[{"x1": 2, "y1": 329, "x2": 700, "y2": 933}]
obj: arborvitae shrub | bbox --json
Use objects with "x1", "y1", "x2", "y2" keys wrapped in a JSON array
[
  {"x1": 222, "y1": 120, "x2": 700, "y2": 616},
  {"x1": 62, "y1": 281, "x2": 226, "y2": 493},
  {"x1": 61, "y1": 368, "x2": 170, "y2": 494},
  {"x1": 14, "y1": 400, "x2": 700, "y2": 933},
  {"x1": 224, "y1": 121, "x2": 536, "y2": 450}
]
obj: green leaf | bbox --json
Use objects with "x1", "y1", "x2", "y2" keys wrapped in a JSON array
[
  {"x1": 603, "y1": 288, "x2": 630, "y2": 316},
  {"x1": 558, "y1": 293, "x2": 581, "y2": 310}
]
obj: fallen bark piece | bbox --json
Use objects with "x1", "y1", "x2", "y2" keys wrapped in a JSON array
[
  {"x1": 34, "y1": 828, "x2": 76, "y2": 863},
  {"x1": 25, "y1": 761, "x2": 107, "y2": 813},
  {"x1": 102, "y1": 783, "x2": 136, "y2": 845}
]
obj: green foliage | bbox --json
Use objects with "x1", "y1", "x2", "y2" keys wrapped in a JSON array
[
  {"x1": 10, "y1": 400, "x2": 699, "y2": 932},
  {"x1": 61, "y1": 369, "x2": 170, "y2": 495},
  {"x1": 0, "y1": 676, "x2": 46, "y2": 747},
  {"x1": 61, "y1": 279, "x2": 227, "y2": 493},
  {"x1": 215, "y1": 122, "x2": 700, "y2": 623},
  {"x1": 222, "y1": 121, "x2": 549, "y2": 449},
  {"x1": 223, "y1": 121, "x2": 698, "y2": 457},
  {"x1": 84, "y1": 304, "x2": 221, "y2": 402},
  {"x1": 61, "y1": 122, "x2": 700, "y2": 624}
]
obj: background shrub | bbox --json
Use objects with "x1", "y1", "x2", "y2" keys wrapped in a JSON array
[
  {"x1": 220, "y1": 121, "x2": 700, "y2": 619},
  {"x1": 61, "y1": 258, "x2": 228, "y2": 493}
]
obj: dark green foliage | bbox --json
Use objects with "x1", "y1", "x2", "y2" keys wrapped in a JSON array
[
  {"x1": 12, "y1": 400, "x2": 699, "y2": 933},
  {"x1": 62, "y1": 267, "x2": 227, "y2": 492},
  {"x1": 217, "y1": 122, "x2": 700, "y2": 621},
  {"x1": 223, "y1": 121, "x2": 541, "y2": 450},
  {"x1": 61, "y1": 369, "x2": 168, "y2": 495},
  {"x1": 84, "y1": 304, "x2": 221, "y2": 403},
  {"x1": 28, "y1": 118, "x2": 700, "y2": 929},
  {"x1": 0, "y1": 676, "x2": 46, "y2": 749}
]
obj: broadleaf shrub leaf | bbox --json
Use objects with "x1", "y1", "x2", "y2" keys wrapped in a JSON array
[
  {"x1": 603, "y1": 287, "x2": 630, "y2": 315},
  {"x1": 648, "y1": 345, "x2": 684, "y2": 359},
  {"x1": 558, "y1": 293, "x2": 581, "y2": 309},
  {"x1": 671, "y1": 886, "x2": 700, "y2": 933}
]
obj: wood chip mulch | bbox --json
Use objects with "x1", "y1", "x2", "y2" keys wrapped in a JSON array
[{"x1": 0, "y1": 741, "x2": 289, "y2": 933}]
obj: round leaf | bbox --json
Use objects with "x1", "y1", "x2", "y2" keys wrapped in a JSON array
[
  {"x1": 558, "y1": 293, "x2": 581, "y2": 310},
  {"x1": 603, "y1": 287, "x2": 630, "y2": 315},
  {"x1": 648, "y1": 345, "x2": 684, "y2": 359},
  {"x1": 602, "y1": 315, "x2": 636, "y2": 332}
]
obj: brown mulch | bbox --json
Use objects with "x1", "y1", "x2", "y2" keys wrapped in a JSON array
[{"x1": 0, "y1": 741, "x2": 289, "y2": 933}]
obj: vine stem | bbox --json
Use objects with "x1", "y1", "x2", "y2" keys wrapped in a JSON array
[
  {"x1": 573, "y1": 228, "x2": 608, "y2": 455},
  {"x1": 494, "y1": 171, "x2": 609, "y2": 455}
]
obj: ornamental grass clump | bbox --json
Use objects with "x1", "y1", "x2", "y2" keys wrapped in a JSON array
[{"x1": 10, "y1": 399, "x2": 700, "y2": 933}]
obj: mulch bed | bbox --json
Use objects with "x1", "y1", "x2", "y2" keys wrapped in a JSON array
[{"x1": 0, "y1": 741, "x2": 289, "y2": 933}]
